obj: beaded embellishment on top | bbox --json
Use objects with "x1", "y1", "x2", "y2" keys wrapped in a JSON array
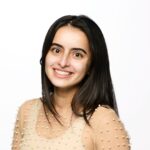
[
  {"x1": 12, "y1": 99, "x2": 130, "y2": 150},
  {"x1": 19, "y1": 100, "x2": 86, "y2": 150}
]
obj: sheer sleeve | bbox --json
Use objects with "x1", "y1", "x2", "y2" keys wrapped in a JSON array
[
  {"x1": 90, "y1": 106, "x2": 130, "y2": 150},
  {"x1": 11, "y1": 99, "x2": 36, "y2": 150},
  {"x1": 11, "y1": 106, "x2": 23, "y2": 150}
]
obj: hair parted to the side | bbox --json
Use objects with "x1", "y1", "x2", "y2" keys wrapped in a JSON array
[{"x1": 40, "y1": 15, "x2": 118, "y2": 124}]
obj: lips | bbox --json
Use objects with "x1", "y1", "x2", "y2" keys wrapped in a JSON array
[
  {"x1": 55, "y1": 69, "x2": 70, "y2": 75},
  {"x1": 53, "y1": 68, "x2": 73, "y2": 78}
]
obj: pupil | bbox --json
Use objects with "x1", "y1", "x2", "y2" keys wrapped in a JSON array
[{"x1": 56, "y1": 49, "x2": 59, "y2": 53}]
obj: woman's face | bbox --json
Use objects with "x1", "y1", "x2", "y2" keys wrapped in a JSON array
[{"x1": 45, "y1": 25, "x2": 91, "y2": 90}]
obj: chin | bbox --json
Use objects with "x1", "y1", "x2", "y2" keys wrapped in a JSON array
[{"x1": 51, "y1": 81, "x2": 80, "y2": 90}]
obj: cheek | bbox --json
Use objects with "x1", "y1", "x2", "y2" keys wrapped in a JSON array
[
  {"x1": 74, "y1": 61, "x2": 90, "y2": 75},
  {"x1": 45, "y1": 54, "x2": 57, "y2": 67}
]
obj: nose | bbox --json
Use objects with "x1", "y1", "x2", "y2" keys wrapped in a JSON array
[{"x1": 58, "y1": 53, "x2": 70, "y2": 68}]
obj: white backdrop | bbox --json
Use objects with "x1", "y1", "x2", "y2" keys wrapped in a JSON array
[{"x1": 0, "y1": 0, "x2": 150, "y2": 149}]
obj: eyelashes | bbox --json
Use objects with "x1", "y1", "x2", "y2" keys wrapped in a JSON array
[
  {"x1": 49, "y1": 46, "x2": 85, "y2": 59},
  {"x1": 50, "y1": 47, "x2": 61, "y2": 54},
  {"x1": 72, "y1": 51, "x2": 84, "y2": 59}
]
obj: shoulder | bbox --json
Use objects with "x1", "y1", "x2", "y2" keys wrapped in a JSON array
[
  {"x1": 17, "y1": 98, "x2": 42, "y2": 126},
  {"x1": 91, "y1": 105, "x2": 118, "y2": 121},
  {"x1": 19, "y1": 98, "x2": 42, "y2": 112},
  {"x1": 89, "y1": 105, "x2": 123, "y2": 129},
  {"x1": 89, "y1": 106, "x2": 130, "y2": 149}
]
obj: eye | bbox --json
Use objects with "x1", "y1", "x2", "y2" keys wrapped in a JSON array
[
  {"x1": 73, "y1": 51, "x2": 84, "y2": 59},
  {"x1": 50, "y1": 46, "x2": 61, "y2": 54}
]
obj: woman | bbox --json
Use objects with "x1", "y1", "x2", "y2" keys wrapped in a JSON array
[{"x1": 12, "y1": 15, "x2": 130, "y2": 150}]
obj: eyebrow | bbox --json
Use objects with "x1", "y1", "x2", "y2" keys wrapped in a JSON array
[
  {"x1": 51, "y1": 43, "x2": 87, "y2": 54},
  {"x1": 51, "y1": 43, "x2": 63, "y2": 48}
]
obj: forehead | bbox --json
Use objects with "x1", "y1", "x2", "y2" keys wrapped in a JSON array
[
  {"x1": 52, "y1": 26, "x2": 90, "y2": 49},
  {"x1": 55, "y1": 25, "x2": 86, "y2": 37}
]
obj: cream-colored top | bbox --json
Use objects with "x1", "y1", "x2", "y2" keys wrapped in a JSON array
[{"x1": 12, "y1": 99, "x2": 130, "y2": 150}]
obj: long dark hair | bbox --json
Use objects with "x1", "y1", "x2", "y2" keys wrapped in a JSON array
[{"x1": 40, "y1": 15, "x2": 118, "y2": 124}]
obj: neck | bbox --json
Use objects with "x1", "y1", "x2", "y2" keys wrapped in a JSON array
[{"x1": 53, "y1": 87, "x2": 78, "y2": 111}]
